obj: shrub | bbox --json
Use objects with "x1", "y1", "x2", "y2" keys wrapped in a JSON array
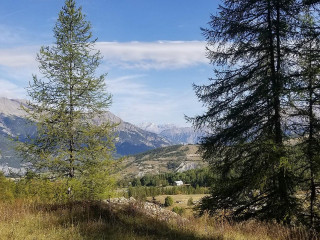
[
  {"x1": 0, "y1": 172, "x2": 14, "y2": 201},
  {"x1": 172, "y1": 206, "x2": 185, "y2": 216},
  {"x1": 187, "y1": 197, "x2": 194, "y2": 206},
  {"x1": 164, "y1": 196, "x2": 173, "y2": 207}
]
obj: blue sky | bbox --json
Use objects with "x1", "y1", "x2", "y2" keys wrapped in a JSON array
[{"x1": 0, "y1": 0, "x2": 220, "y2": 126}]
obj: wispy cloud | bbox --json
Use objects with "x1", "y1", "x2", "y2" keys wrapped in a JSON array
[
  {"x1": 110, "y1": 88, "x2": 203, "y2": 126},
  {"x1": 0, "y1": 41, "x2": 208, "y2": 70},
  {"x1": 107, "y1": 74, "x2": 171, "y2": 123},
  {"x1": 107, "y1": 74, "x2": 204, "y2": 126},
  {"x1": 0, "y1": 25, "x2": 23, "y2": 44},
  {"x1": 107, "y1": 74, "x2": 165, "y2": 97},
  {"x1": 0, "y1": 79, "x2": 26, "y2": 99},
  {"x1": 0, "y1": 41, "x2": 207, "y2": 126},
  {"x1": 97, "y1": 41, "x2": 208, "y2": 70},
  {"x1": 0, "y1": 46, "x2": 38, "y2": 68}
]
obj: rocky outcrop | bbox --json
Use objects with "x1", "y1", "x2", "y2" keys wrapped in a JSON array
[
  {"x1": 176, "y1": 162, "x2": 200, "y2": 172},
  {"x1": 138, "y1": 122, "x2": 204, "y2": 145}
]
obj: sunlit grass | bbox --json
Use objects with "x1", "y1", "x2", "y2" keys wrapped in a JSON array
[{"x1": 0, "y1": 199, "x2": 318, "y2": 240}]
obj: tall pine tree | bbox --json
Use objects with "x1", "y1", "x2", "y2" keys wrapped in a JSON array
[
  {"x1": 191, "y1": 0, "x2": 301, "y2": 222},
  {"x1": 289, "y1": 4, "x2": 320, "y2": 228},
  {"x1": 19, "y1": 0, "x2": 115, "y2": 200}
]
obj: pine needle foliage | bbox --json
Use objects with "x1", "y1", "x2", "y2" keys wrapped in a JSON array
[
  {"x1": 18, "y1": 0, "x2": 116, "y2": 200},
  {"x1": 190, "y1": 0, "x2": 303, "y2": 223},
  {"x1": 289, "y1": 5, "x2": 320, "y2": 229}
]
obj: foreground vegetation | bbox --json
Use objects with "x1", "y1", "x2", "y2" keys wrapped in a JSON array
[{"x1": 0, "y1": 199, "x2": 318, "y2": 240}]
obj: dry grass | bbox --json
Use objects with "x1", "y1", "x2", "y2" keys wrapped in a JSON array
[
  {"x1": 146, "y1": 194, "x2": 208, "y2": 216},
  {"x1": 187, "y1": 215, "x2": 319, "y2": 240},
  {"x1": 0, "y1": 200, "x2": 82, "y2": 240},
  {"x1": 0, "y1": 199, "x2": 318, "y2": 240},
  {"x1": 147, "y1": 194, "x2": 207, "y2": 207}
]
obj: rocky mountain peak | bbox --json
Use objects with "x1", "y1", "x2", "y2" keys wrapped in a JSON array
[
  {"x1": 138, "y1": 122, "x2": 204, "y2": 144},
  {"x1": 0, "y1": 97, "x2": 28, "y2": 117}
]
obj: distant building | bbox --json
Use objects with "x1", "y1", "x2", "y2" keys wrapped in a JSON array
[{"x1": 174, "y1": 180, "x2": 183, "y2": 186}]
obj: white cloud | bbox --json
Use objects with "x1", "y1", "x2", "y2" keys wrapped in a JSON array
[
  {"x1": 107, "y1": 74, "x2": 165, "y2": 97},
  {"x1": 0, "y1": 41, "x2": 208, "y2": 70},
  {"x1": 110, "y1": 91, "x2": 203, "y2": 127},
  {"x1": 97, "y1": 41, "x2": 208, "y2": 70},
  {"x1": 0, "y1": 41, "x2": 208, "y2": 126},
  {"x1": 0, "y1": 46, "x2": 39, "y2": 97},
  {"x1": 0, "y1": 46, "x2": 38, "y2": 68},
  {"x1": 107, "y1": 74, "x2": 204, "y2": 126},
  {"x1": 0, "y1": 79, "x2": 26, "y2": 99}
]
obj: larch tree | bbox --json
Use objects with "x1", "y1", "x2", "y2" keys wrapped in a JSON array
[
  {"x1": 19, "y1": 0, "x2": 116, "y2": 200},
  {"x1": 190, "y1": 0, "x2": 302, "y2": 223}
]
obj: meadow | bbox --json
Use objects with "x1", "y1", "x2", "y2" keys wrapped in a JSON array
[{"x1": 0, "y1": 198, "x2": 318, "y2": 240}]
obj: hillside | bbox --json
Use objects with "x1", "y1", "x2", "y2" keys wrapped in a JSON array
[
  {"x1": 120, "y1": 144, "x2": 206, "y2": 178},
  {"x1": 0, "y1": 98, "x2": 206, "y2": 177},
  {"x1": 0, "y1": 98, "x2": 36, "y2": 170},
  {"x1": 0, "y1": 97, "x2": 171, "y2": 172}
]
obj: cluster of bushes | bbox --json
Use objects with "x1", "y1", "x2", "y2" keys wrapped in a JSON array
[
  {"x1": 126, "y1": 185, "x2": 209, "y2": 200},
  {"x1": 164, "y1": 196, "x2": 189, "y2": 215}
]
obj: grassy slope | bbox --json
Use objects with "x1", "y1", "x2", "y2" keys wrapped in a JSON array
[
  {"x1": 0, "y1": 200, "x2": 316, "y2": 240},
  {"x1": 120, "y1": 144, "x2": 206, "y2": 178}
]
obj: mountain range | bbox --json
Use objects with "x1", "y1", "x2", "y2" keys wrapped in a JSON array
[
  {"x1": 137, "y1": 122, "x2": 203, "y2": 144},
  {"x1": 0, "y1": 97, "x2": 202, "y2": 172}
]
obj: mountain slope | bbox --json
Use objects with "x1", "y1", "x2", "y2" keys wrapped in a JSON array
[
  {"x1": 101, "y1": 113, "x2": 171, "y2": 155},
  {"x1": 0, "y1": 98, "x2": 35, "y2": 170},
  {"x1": 120, "y1": 144, "x2": 206, "y2": 178},
  {"x1": 0, "y1": 97, "x2": 171, "y2": 170},
  {"x1": 138, "y1": 122, "x2": 204, "y2": 144}
]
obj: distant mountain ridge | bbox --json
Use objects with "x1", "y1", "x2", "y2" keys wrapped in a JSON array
[
  {"x1": 137, "y1": 122, "x2": 204, "y2": 144},
  {"x1": 0, "y1": 97, "x2": 28, "y2": 118},
  {"x1": 104, "y1": 115, "x2": 171, "y2": 155},
  {"x1": 0, "y1": 97, "x2": 171, "y2": 172}
]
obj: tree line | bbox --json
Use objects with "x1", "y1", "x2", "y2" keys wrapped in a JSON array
[
  {"x1": 126, "y1": 186, "x2": 209, "y2": 200},
  {"x1": 119, "y1": 167, "x2": 211, "y2": 188}
]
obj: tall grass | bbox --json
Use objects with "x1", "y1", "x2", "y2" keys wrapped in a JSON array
[{"x1": 0, "y1": 200, "x2": 318, "y2": 240}]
